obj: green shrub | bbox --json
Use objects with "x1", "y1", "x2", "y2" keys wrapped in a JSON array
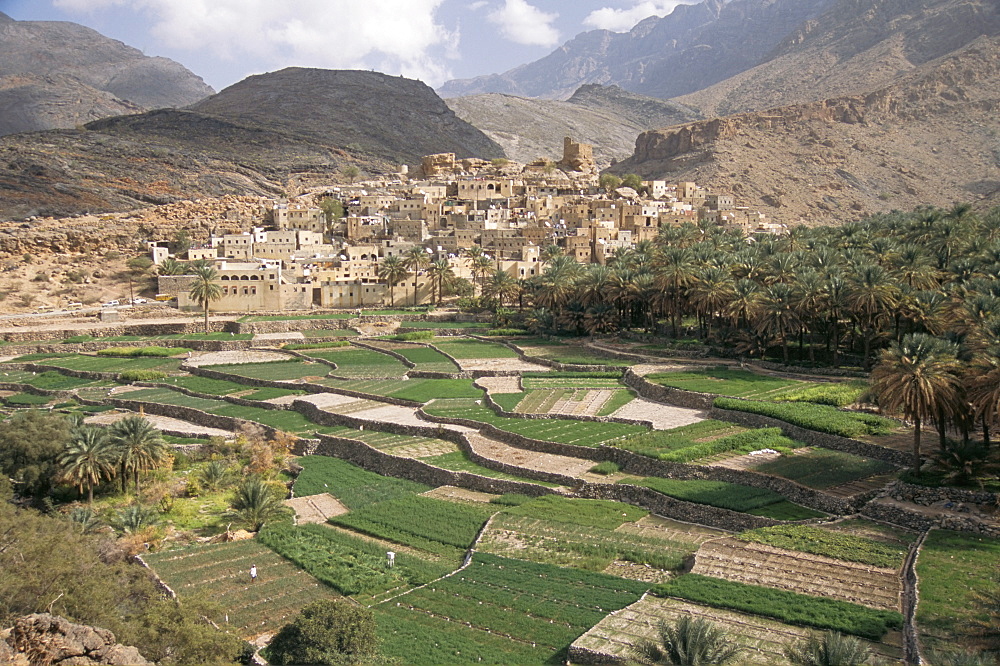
[
  {"x1": 653, "y1": 574, "x2": 902, "y2": 640},
  {"x1": 119, "y1": 370, "x2": 168, "y2": 382},
  {"x1": 483, "y1": 328, "x2": 529, "y2": 336},
  {"x1": 713, "y1": 398, "x2": 896, "y2": 437},
  {"x1": 589, "y1": 461, "x2": 621, "y2": 475}
]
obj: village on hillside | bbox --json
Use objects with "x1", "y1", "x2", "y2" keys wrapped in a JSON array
[{"x1": 150, "y1": 138, "x2": 780, "y2": 313}]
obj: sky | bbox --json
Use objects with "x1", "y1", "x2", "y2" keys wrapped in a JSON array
[{"x1": 0, "y1": 0, "x2": 696, "y2": 92}]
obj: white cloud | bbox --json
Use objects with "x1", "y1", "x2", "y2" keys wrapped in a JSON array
[
  {"x1": 467, "y1": 1, "x2": 488, "y2": 10},
  {"x1": 487, "y1": 0, "x2": 559, "y2": 47},
  {"x1": 583, "y1": 1, "x2": 695, "y2": 32},
  {"x1": 54, "y1": 0, "x2": 457, "y2": 86}
]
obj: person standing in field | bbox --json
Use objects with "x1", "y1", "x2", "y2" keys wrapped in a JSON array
[{"x1": 250, "y1": 564, "x2": 257, "y2": 582}]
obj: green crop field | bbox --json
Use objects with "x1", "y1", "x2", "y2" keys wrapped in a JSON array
[
  {"x1": 331, "y1": 378, "x2": 482, "y2": 402},
  {"x1": 916, "y1": 529, "x2": 1000, "y2": 650},
  {"x1": 208, "y1": 360, "x2": 329, "y2": 381},
  {"x1": 401, "y1": 321, "x2": 490, "y2": 329},
  {"x1": 293, "y1": 456, "x2": 430, "y2": 508},
  {"x1": 393, "y1": 346, "x2": 460, "y2": 372},
  {"x1": 750, "y1": 448, "x2": 895, "y2": 489},
  {"x1": 653, "y1": 574, "x2": 902, "y2": 640},
  {"x1": 143, "y1": 540, "x2": 340, "y2": 638},
  {"x1": 514, "y1": 340, "x2": 630, "y2": 366},
  {"x1": 625, "y1": 477, "x2": 825, "y2": 520},
  {"x1": 45, "y1": 354, "x2": 182, "y2": 373},
  {"x1": 714, "y1": 398, "x2": 897, "y2": 438},
  {"x1": 771, "y1": 380, "x2": 868, "y2": 407},
  {"x1": 615, "y1": 420, "x2": 751, "y2": 458},
  {"x1": 116, "y1": 387, "x2": 342, "y2": 436},
  {"x1": 301, "y1": 329, "x2": 357, "y2": 338},
  {"x1": 736, "y1": 525, "x2": 908, "y2": 568},
  {"x1": 329, "y1": 495, "x2": 495, "y2": 557},
  {"x1": 258, "y1": 523, "x2": 453, "y2": 600},
  {"x1": 645, "y1": 367, "x2": 802, "y2": 398},
  {"x1": 378, "y1": 553, "x2": 648, "y2": 664},
  {"x1": 0, "y1": 369, "x2": 109, "y2": 390},
  {"x1": 430, "y1": 338, "x2": 519, "y2": 359},
  {"x1": 423, "y1": 398, "x2": 648, "y2": 447},
  {"x1": 522, "y1": 374, "x2": 625, "y2": 389},
  {"x1": 306, "y1": 347, "x2": 408, "y2": 377}
]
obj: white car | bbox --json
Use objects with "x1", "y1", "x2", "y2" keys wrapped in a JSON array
[
  {"x1": 130, "y1": 297, "x2": 147, "y2": 304},
  {"x1": 103, "y1": 299, "x2": 120, "y2": 307}
]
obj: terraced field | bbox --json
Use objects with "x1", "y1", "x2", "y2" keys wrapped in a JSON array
[
  {"x1": 378, "y1": 553, "x2": 648, "y2": 665},
  {"x1": 305, "y1": 346, "x2": 408, "y2": 377},
  {"x1": 430, "y1": 338, "x2": 519, "y2": 359},
  {"x1": 143, "y1": 540, "x2": 339, "y2": 638},
  {"x1": 690, "y1": 537, "x2": 903, "y2": 611},
  {"x1": 572, "y1": 595, "x2": 902, "y2": 664},
  {"x1": 423, "y1": 398, "x2": 647, "y2": 447}
]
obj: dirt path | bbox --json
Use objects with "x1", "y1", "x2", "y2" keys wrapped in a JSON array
[
  {"x1": 86, "y1": 411, "x2": 232, "y2": 438},
  {"x1": 611, "y1": 396, "x2": 706, "y2": 429}
]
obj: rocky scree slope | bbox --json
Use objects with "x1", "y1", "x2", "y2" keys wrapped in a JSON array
[
  {"x1": 0, "y1": 11, "x2": 212, "y2": 137},
  {"x1": 446, "y1": 84, "x2": 701, "y2": 167},
  {"x1": 611, "y1": 36, "x2": 1000, "y2": 225},
  {"x1": 0, "y1": 68, "x2": 502, "y2": 221}
]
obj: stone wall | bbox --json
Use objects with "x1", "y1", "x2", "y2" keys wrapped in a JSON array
[
  {"x1": 621, "y1": 369, "x2": 714, "y2": 410},
  {"x1": 577, "y1": 483, "x2": 777, "y2": 532}
]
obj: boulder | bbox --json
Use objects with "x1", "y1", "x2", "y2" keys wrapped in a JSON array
[{"x1": 6, "y1": 614, "x2": 152, "y2": 666}]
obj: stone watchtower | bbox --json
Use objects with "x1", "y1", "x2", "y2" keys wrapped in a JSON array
[{"x1": 557, "y1": 137, "x2": 596, "y2": 173}]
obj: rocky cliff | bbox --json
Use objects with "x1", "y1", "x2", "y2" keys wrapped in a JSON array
[
  {"x1": 613, "y1": 36, "x2": 1000, "y2": 224},
  {"x1": 446, "y1": 84, "x2": 700, "y2": 166},
  {"x1": 0, "y1": 12, "x2": 213, "y2": 136}
]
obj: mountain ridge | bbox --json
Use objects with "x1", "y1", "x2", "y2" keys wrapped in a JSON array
[{"x1": 0, "y1": 12, "x2": 213, "y2": 136}]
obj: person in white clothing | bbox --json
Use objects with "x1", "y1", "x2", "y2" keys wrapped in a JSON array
[
  {"x1": 250, "y1": 564, "x2": 257, "y2": 582},
  {"x1": 386, "y1": 551, "x2": 395, "y2": 568}
]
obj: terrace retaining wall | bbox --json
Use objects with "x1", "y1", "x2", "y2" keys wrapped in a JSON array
[
  {"x1": 417, "y1": 405, "x2": 858, "y2": 515},
  {"x1": 620, "y1": 369, "x2": 714, "y2": 410},
  {"x1": 860, "y1": 500, "x2": 1000, "y2": 538}
]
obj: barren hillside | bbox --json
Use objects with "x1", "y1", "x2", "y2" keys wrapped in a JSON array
[{"x1": 612, "y1": 37, "x2": 1000, "y2": 224}]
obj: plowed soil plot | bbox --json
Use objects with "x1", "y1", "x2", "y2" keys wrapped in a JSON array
[
  {"x1": 144, "y1": 540, "x2": 339, "y2": 639},
  {"x1": 690, "y1": 538, "x2": 902, "y2": 611},
  {"x1": 571, "y1": 595, "x2": 901, "y2": 664}
]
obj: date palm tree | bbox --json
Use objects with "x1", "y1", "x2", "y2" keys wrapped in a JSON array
[
  {"x1": 755, "y1": 283, "x2": 800, "y2": 364},
  {"x1": 377, "y1": 255, "x2": 407, "y2": 307},
  {"x1": 688, "y1": 265, "x2": 734, "y2": 339},
  {"x1": 57, "y1": 426, "x2": 117, "y2": 504},
  {"x1": 870, "y1": 333, "x2": 963, "y2": 475},
  {"x1": 631, "y1": 616, "x2": 743, "y2": 665},
  {"x1": 785, "y1": 631, "x2": 872, "y2": 666},
  {"x1": 108, "y1": 415, "x2": 168, "y2": 492},
  {"x1": 402, "y1": 246, "x2": 431, "y2": 306},
  {"x1": 189, "y1": 265, "x2": 222, "y2": 333},
  {"x1": 228, "y1": 475, "x2": 291, "y2": 532},
  {"x1": 426, "y1": 258, "x2": 455, "y2": 306}
]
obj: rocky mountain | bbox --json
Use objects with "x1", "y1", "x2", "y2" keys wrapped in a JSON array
[
  {"x1": 611, "y1": 36, "x2": 1000, "y2": 224},
  {"x1": 678, "y1": 0, "x2": 1000, "y2": 117},
  {"x1": 0, "y1": 12, "x2": 213, "y2": 136},
  {"x1": 438, "y1": 0, "x2": 836, "y2": 100},
  {"x1": 190, "y1": 68, "x2": 503, "y2": 165},
  {"x1": 0, "y1": 68, "x2": 503, "y2": 220},
  {"x1": 446, "y1": 84, "x2": 700, "y2": 166}
]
